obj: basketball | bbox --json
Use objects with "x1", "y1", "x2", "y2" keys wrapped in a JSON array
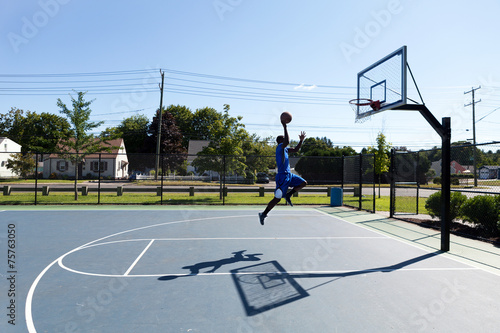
[{"x1": 280, "y1": 111, "x2": 292, "y2": 124}]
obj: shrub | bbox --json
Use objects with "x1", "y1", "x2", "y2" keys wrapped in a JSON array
[
  {"x1": 49, "y1": 172, "x2": 58, "y2": 180},
  {"x1": 433, "y1": 177, "x2": 441, "y2": 185},
  {"x1": 424, "y1": 191, "x2": 467, "y2": 221},
  {"x1": 460, "y1": 195, "x2": 500, "y2": 234}
]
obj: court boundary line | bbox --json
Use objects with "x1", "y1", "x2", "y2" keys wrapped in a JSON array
[
  {"x1": 26, "y1": 213, "x2": 268, "y2": 333},
  {"x1": 58, "y1": 236, "x2": 391, "y2": 277}
]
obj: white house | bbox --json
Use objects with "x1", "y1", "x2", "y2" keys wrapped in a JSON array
[
  {"x1": 43, "y1": 138, "x2": 129, "y2": 179},
  {"x1": 0, "y1": 137, "x2": 22, "y2": 178},
  {"x1": 479, "y1": 165, "x2": 500, "y2": 179}
]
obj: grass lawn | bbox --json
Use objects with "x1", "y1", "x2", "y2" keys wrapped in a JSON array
[
  {"x1": 343, "y1": 195, "x2": 429, "y2": 214},
  {"x1": 0, "y1": 191, "x2": 431, "y2": 215}
]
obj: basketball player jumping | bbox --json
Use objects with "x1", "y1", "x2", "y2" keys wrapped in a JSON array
[{"x1": 259, "y1": 120, "x2": 307, "y2": 225}]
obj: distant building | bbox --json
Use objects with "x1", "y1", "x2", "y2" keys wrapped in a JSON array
[
  {"x1": 431, "y1": 159, "x2": 473, "y2": 177},
  {"x1": 479, "y1": 165, "x2": 500, "y2": 179},
  {"x1": 187, "y1": 140, "x2": 210, "y2": 175},
  {"x1": 0, "y1": 138, "x2": 22, "y2": 178},
  {"x1": 43, "y1": 138, "x2": 129, "y2": 179}
]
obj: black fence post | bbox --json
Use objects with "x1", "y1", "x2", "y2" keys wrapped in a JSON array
[
  {"x1": 341, "y1": 154, "x2": 344, "y2": 189},
  {"x1": 223, "y1": 155, "x2": 226, "y2": 205},
  {"x1": 160, "y1": 154, "x2": 164, "y2": 205},
  {"x1": 372, "y1": 154, "x2": 376, "y2": 213},
  {"x1": 35, "y1": 152, "x2": 38, "y2": 205},
  {"x1": 358, "y1": 153, "x2": 363, "y2": 210},
  {"x1": 390, "y1": 148, "x2": 395, "y2": 218},
  {"x1": 416, "y1": 152, "x2": 420, "y2": 215},
  {"x1": 98, "y1": 153, "x2": 101, "y2": 205}
]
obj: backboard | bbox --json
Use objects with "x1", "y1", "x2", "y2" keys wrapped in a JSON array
[{"x1": 355, "y1": 46, "x2": 407, "y2": 120}]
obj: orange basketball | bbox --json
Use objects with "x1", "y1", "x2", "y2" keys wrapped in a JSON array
[{"x1": 280, "y1": 111, "x2": 292, "y2": 124}]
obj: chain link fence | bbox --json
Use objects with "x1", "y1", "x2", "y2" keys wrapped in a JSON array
[
  {"x1": 390, "y1": 142, "x2": 500, "y2": 240},
  {"x1": 2, "y1": 142, "x2": 498, "y2": 224},
  {"x1": 0, "y1": 150, "x2": 377, "y2": 208}
]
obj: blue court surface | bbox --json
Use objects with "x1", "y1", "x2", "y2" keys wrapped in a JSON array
[{"x1": 1, "y1": 206, "x2": 500, "y2": 332}]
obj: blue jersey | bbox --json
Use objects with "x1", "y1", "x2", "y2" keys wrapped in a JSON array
[{"x1": 276, "y1": 143, "x2": 290, "y2": 174}]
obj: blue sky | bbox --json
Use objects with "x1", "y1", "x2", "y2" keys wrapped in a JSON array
[{"x1": 2, "y1": 0, "x2": 500, "y2": 151}]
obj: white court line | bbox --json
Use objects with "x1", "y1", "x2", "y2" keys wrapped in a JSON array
[
  {"x1": 124, "y1": 239, "x2": 155, "y2": 276},
  {"x1": 83, "y1": 236, "x2": 388, "y2": 248},
  {"x1": 27, "y1": 214, "x2": 256, "y2": 333}
]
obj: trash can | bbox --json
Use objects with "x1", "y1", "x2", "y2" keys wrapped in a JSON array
[{"x1": 330, "y1": 188, "x2": 343, "y2": 206}]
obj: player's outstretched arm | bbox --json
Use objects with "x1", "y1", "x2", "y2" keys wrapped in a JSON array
[{"x1": 288, "y1": 131, "x2": 306, "y2": 153}]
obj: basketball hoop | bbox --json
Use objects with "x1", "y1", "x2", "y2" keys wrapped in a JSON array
[
  {"x1": 349, "y1": 98, "x2": 381, "y2": 112},
  {"x1": 349, "y1": 98, "x2": 381, "y2": 123}
]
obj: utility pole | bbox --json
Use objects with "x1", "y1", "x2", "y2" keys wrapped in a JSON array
[
  {"x1": 464, "y1": 86, "x2": 481, "y2": 187},
  {"x1": 155, "y1": 69, "x2": 165, "y2": 181}
]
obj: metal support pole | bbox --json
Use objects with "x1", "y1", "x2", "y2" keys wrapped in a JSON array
[
  {"x1": 441, "y1": 117, "x2": 451, "y2": 252},
  {"x1": 395, "y1": 104, "x2": 451, "y2": 251},
  {"x1": 464, "y1": 86, "x2": 480, "y2": 187},
  {"x1": 155, "y1": 70, "x2": 165, "y2": 181}
]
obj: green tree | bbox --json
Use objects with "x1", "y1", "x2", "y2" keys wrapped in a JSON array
[
  {"x1": 0, "y1": 108, "x2": 71, "y2": 153},
  {"x1": 366, "y1": 132, "x2": 391, "y2": 197},
  {"x1": 301, "y1": 137, "x2": 356, "y2": 157},
  {"x1": 192, "y1": 105, "x2": 248, "y2": 167},
  {"x1": 0, "y1": 108, "x2": 23, "y2": 137},
  {"x1": 166, "y1": 104, "x2": 194, "y2": 148},
  {"x1": 191, "y1": 105, "x2": 251, "y2": 193},
  {"x1": 241, "y1": 135, "x2": 275, "y2": 174},
  {"x1": 146, "y1": 108, "x2": 186, "y2": 175},
  {"x1": 102, "y1": 114, "x2": 150, "y2": 154},
  {"x1": 6, "y1": 152, "x2": 36, "y2": 178},
  {"x1": 56, "y1": 91, "x2": 106, "y2": 200}
]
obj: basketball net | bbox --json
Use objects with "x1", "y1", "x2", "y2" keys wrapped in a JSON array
[{"x1": 349, "y1": 99, "x2": 381, "y2": 123}]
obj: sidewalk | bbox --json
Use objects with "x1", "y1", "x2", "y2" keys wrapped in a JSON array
[{"x1": 319, "y1": 206, "x2": 500, "y2": 276}]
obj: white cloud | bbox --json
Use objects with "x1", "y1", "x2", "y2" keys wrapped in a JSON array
[{"x1": 294, "y1": 84, "x2": 317, "y2": 91}]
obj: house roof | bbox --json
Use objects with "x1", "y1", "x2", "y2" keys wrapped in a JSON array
[
  {"x1": 48, "y1": 138, "x2": 125, "y2": 159},
  {"x1": 0, "y1": 137, "x2": 22, "y2": 151},
  {"x1": 187, "y1": 140, "x2": 210, "y2": 163},
  {"x1": 479, "y1": 165, "x2": 500, "y2": 170},
  {"x1": 451, "y1": 160, "x2": 467, "y2": 173}
]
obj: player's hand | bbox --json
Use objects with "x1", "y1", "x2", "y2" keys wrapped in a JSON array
[{"x1": 299, "y1": 131, "x2": 306, "y2": 141}]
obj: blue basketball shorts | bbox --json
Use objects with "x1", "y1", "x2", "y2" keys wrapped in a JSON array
[{"x1": 274, "y1": 173, "x2": 305, "y2": 199}]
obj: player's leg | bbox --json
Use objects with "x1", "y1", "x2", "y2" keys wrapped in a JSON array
[
  {"x1": 259, "y1": 197, "x2": 281, "y2": 224},
  {"x1": 285, "y1": 175, "x2": 307, "y2": 206},
  {"x1": 259, "y1": 177, "x2": 287, "y2": 225}
]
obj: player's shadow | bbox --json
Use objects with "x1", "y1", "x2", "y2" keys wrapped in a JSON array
[
  {"x1": 232, "y1": 251, "x2": 442, "y2": 316},
  {"x1": 269, "y1": 251, "x2": 441, "y2": 285},
  {"x1": 158, "y1": 250, "x2": 263, "y2": 281}
]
